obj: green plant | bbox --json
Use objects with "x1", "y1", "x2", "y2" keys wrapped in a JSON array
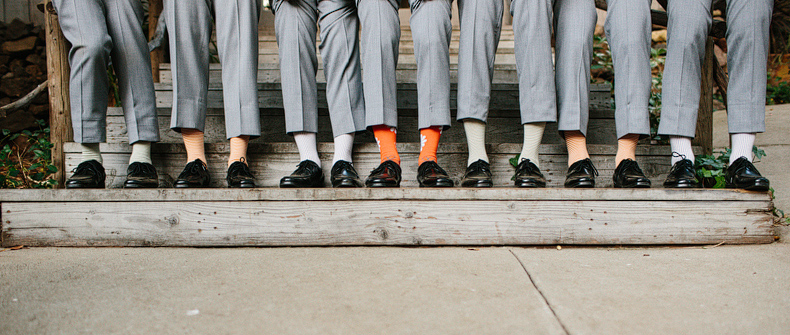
[
  {"x1": 695, "y1": 146, "x2": 766, "y2": 188},
  {"x1": 0, "y1": 120, "x2": 58, "y2": 189},
  {"x1": 767, "y1": 76, "x2": 790, "y2": 105}
]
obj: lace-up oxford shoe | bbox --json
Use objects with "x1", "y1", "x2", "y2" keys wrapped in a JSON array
[
  {"x1": 124, "y1": 162, "x2": 158, "y2": 188},
  {"x1": 66, "y1": 160, "x2": 106, "y2": 189},
  {"x1": 331, "y1": 160, "x2": 363, "y2": 188},
  {"x1": 513, "y1": 158, "x2": 546, "y2": 188},
  {"x1": 417, "y1": 161, "x2": 454, "y2": 187},
  {"x1": 280, "y1": 160, "x2": 324, "y2": 188},
  {"x1": 460, "y1": 159, "x2": 493, "y2": 188},
  {"x1": 726, "y1": 156, "x2": 770, "y2": 191},
  {"x1": 564, "y1": 158, "x2": 597, "y2": 188},
  {"x1": 365, "y1": 160, "x2": 401, "y2": 188},
  {"x1": 613, "y1": 159, "x2": 651, "y2": 188},
  {"x1": 174, "y1": 159, "x2": 211, "y2": 188}
]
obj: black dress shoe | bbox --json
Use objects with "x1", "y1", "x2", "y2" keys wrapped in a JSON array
[
  {"x1": 417, "y1": 161, "x2": 454, "y2": 187},
  {"x1": 726, "y1": 156, "x2": 770, "y2": 191},
  {"x1": 66, "y1": 160, "x2": 106, "y2": 189},
  {"x1": 174, "y1": 159, "x2": 211, "y2": 188},
  {"x1": 564, "y1": 158, "x2": 597, "y2": 188},
  {"x1": 331, "y1": 160, "x2": 363, "y2": 188},
  {"x1": 513, "y1": 158, "x2": 546, "y2": 188},
  {"x1": 663, "y1": 159, "x2": 699, "y2": 188},
  {"x1": 365, "y1": 160, "x2": 401, "y2": 188},
  {"x1": 613, "y1": 159, "x2": 651, "y2": 188},
  {"x1": 280, "y1": 160, "x2": 324, "y2": 188},
  {"x1": 227, "y1": 161, "x2": 256, "y2": 188},
  {"x1": 460, "y1": 159, "x2": 493, "y2": 188},
  {"x1": 124, "y1": 162, "x2": 158, "y2": 188}
]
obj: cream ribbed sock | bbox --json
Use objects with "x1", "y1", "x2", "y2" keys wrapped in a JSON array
[
  {"x1": 615, "y1": 134, "x2": 639, "y2": 166},
  {"x1": 564, "y1": 131, "x2": 590, "y2": 166},
  {"x1": 669, "y1": 136, "x2": 694, "y2": 165},
  {"x1": 181, "y1": 128, "x2": 206, "y2": 164},
  {"x1": 294, "y1": 131, "x2": 321, "y2": 167},
  {"x1": 129, "y1": 141, "x2": 152, "y2": 164},
  {"x1": 730, "y1": 133, "x2": 756, "y2": 164},
  {"x1": 332, "y1": 133, "x2": 355, "y2": 165},
  {"x1": 228, "y1": 136, "x2": 250, "y2": 167},
  {"x1": 463, "y1": 119, "x2": 488, "y2": 166},
  {"x1": 519, "y1": 122, "x2": 545, "y2": 168},
  {"x1": 80, "y1": 143, "x2": 102, "y2": 164}
]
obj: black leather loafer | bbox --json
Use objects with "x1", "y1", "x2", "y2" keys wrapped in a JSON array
[
  {"x1": 513, "y1": 158, "x2": 546, "y2": 188},
  {"x1": 613, "y1": 159, "x2": 651, "y2": 188},
  {"x1": 417, "y1": 161, "x2": 454, "y2": 187},
  {"x1": 280, "y1": 160, "x2": 324, "y2": 188},
  {"x1": 227, "y1": 161, "x2": 256, "y2": 188},
  {"x1": 460, "y1": 159, "x2": 493, "y2": 188},
  {"x1": 365, "y1": 160, "x2": 401, "y2": 188},
  {"x1": 564, "y1": 158, "x2": 597, "y2": 188},
  {"x1": 174, "y1": 159, "x2": 211, "y2": 188},
  {"x1": 124, "y1": 162, "x2": 158, "y2": 188},
  {"x1": 66, "y1": 160, "x2": 106, "y2": 189},
  {"x1": 331, "y1": 160, "x2": 363, "y2": 188},
  {"x1": 726, "y1": 156, "x2": 770, "y2": 191},
  {"x1": 663, "y1": 159, "x2": 699, "y2": 188}
]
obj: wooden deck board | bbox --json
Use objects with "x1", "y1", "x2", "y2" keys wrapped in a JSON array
[{"x1": 0, "y1": 189, "x2": 774, "y2": 247}]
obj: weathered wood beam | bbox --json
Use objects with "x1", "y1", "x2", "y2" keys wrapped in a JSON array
[
  {"x1": 148, "y1": 0, "x2": 164, "y2": 83},
  {"x1": 44, "y1": 0, "x2": 71, "y2": 188},
  {"x1": 693, "y1": 37, "x2": 715, "y2": 155},
  {"x1": 0, "y1": 189, "x2": 774, "y2": 247}
]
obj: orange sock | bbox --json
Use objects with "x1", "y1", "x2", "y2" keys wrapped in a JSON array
[
  {"x1": 419, "y1": 126, "x2": 442, "y2": 165},
  {"x1": 373, "y1": 125, "x2": 400, "y2": 164},
  {"x1": 615, "y1": 133, "x2": 639, "y2": 166},
  {"x1": 228, "y1": 135, "x2": 250, "y2": 167},
  {"x1": 564, "y1": 131, "x2": 590, "y2": 167},
  {"x1": 182, "y1": 128, "x2": 206, "y2": 164}
]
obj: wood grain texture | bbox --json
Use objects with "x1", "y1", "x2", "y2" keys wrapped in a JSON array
[
  {"x1": 45, "y1": 0, "x2": 71, "y2": 188},
  {"x1": 148, "y1": 0, "x2": 163, "y2": 83},
  {"x1": 61, "y1": 142, "x2": 695, "y2": 188},
  {"x1": 1, "y1": 197, "x2": 774, "y2": 247}
]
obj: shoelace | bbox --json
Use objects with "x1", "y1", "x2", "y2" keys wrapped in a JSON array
[
  {"x1": 516, "y1": 159, "x2": 539, "y2": 175},
  {"x1": 179, "y1": 160, "x2": 206, "y2": 178},
  {"x1": 570, "y1": 158, "x2": 598, "y2": 176},
  {"x1": 128, "y1": 162, "x2": 155, "y2": 176},
  {"x1": 370, "y1": 161, "x2": 400, "y2": 175},
  {"x1": 469, "y1": 160, "x2": 490, "y2": 173},
  {"x1": 621, "y1": 159, "x2": 644, "y2": 175},
  {"x1": 72, "y1": 161, "x2": 101, "y2": 175},
  {"x1": 332, "y1": 161, "x2": 355, "y2": 175},
  {"x1": 294, "y1": 160, "x2": 320, "y2": 175},
  {"x1": 229, "y1": 161, "x2": 253, "y2": 178},
  {"x1": 419, "y1": 161, "x2": 447, "y2": 175}
]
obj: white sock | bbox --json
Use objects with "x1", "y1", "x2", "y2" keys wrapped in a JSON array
[
  {"x1": 730, "y1": 133, "x2": 756, "y2": 164},
  {"x1": 129, "y1": 141, "x2": 152, "y2": 165},
  {"x1": 80, "y1": 143, "x2": 102, "y2": 164},
  {"x1": 519, "y1": 122, "x2": 546, "y2": 169},
  {"x1": 332, "y1": 133, "x2": 355, "y2": 166},
  {"x1": 669, "y1": 136, "x2": 695, "y2": 165},
  {"x1": 464, "y1": 119, "x2": 489, "y2": 166},
  {"x1": 294, "y1": 131, "x2": 321, "y2": 168}
]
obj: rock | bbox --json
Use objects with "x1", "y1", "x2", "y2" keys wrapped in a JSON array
[
  {"x1": 2, "y1": 36, "x2": 38, "y2": 54},
  {"x1": 2, "y1": 72, "x2": 13, "y2": 79},
  {"x1": 652, "y1": 30, "x2": 667, "y2": 43},
  {"x1": 0, "y1": 109, "x2": 37, "y2": 134},
  {"x1": 25, "y1": 65, "x2": 42, "y2": 77},
  {"x1": 1, "y1": 77, "x2": 37, "y2": 98},
  {"x1": 4, "y1": 19, "x2": 31, "y2": 41},
  {"x1": 28, "y1": 104, "x2": 50, "y2": 119}
]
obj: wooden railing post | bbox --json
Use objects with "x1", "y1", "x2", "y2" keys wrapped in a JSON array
[
  {"x1": 149, "y1": 0, "x2": 163, "y2": 83},
  {"x1": 44, "y1": 0, "x2": 72, "y2": 188},
  {"x1": 693, "y1": 37, "x2": 715, "y2": 155}
]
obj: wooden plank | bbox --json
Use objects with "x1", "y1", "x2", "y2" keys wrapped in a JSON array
[
  {"x1": 153, "y1": 82, "x2": 613, "y2": 112},
  {"x1": 0, "y1": 188, "x2": 772, "y2": 202},
  {"x1": 693, "y1": 37, "x2": 714, "y2": 155},
  {"x1": 62, "y1": 142, "x2": 691, "y2": 188},
  {"x1": 1, "y1": 195, "x2": 774, "y2": 247},
  {"x1": 148, "y1": 0, "x2": 163, "y2": 83},
  {"x1": 44, "y1": 0, "x2": 71, "y2": 188}
]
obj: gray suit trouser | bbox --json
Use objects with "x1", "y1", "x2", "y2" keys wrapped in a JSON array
[
  {"x1": 165, "y1": 0, "x2": 262, "y2": 139},
  {"x1": 54, "y1": 0, "x2": 159, "y2": 144},
  {"x1": 408, "y1": 0, "x2": 503, "y2": 129},
  {"x1": 272, "y1": 0, "x2": 366, "y2": 137},
  {"x1": 658, "y1": 0, "x2": 772, "y2": 138},
  {"x1": 605, "y1": 0, "x2": 652, "y2": 138},
  {"x1": 307, "y1": 0, "x2": 401, "y2": 130},
  {"x1": 511, "y1": 0, "x2": 597, "y2": 133}
]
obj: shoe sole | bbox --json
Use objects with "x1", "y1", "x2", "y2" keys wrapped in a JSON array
[
  {"x1": 65, "y1": 184, "x2": 104, "y2": 189},
  {"x1": 124, "y1": 181, "x2": 158, "y2": 188},
  {"x1": 365, "y1": 181, "x2": 400, "y2": 188},
  {"x1": 460, "y1": 180, "x2": 493, "y2": 188},
  {"x1": 418, "y1": 181, "x2": 455, "y2": 188},
  {"x1": 729, "y1": 181, "x2": 770, "y2": 192},
  {"x1": 663, "y1": 181, "x2": 700, "y2": 188},
  {"x1": 614, "y1": 182, "x2": 652, "y2": 188},
  {"x1": 515, "y1": 180, "x2": 546, "y2": 188},
  {"x1": 565, "y1": 181, "x2": 595, "y2": 188},
  {"x1": 332, "y1": 178, "x2": 363, "y2": 188}
]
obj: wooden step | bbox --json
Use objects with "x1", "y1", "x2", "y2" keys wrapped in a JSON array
[
  {"x1": 105, "y1": 106, "x2": 618, "y2": 145},
  {"x1": 0, "y1": 188, "x2": 774, "y2": 247},
  {"x1": 157, "y1": 62, "x2": 524, "y2": 85},
  {"x1": 63, "y1": 142, "x2": 688, "y2": 189}
]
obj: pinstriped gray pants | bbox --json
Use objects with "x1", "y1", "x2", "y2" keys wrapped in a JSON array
[
  {"x1": 53, "y1": 0, "x2": 160, "y2": 144},
  {"x1": 165, "y1": 0, "x2": 262, "y2": 139},
  {"x1": 658, "y1": 0, "x2": 773, "y2": 138},
  {"x1": 408, "y1": 0, "x2": 504, "y2": 130},
  {"x1": 511, "y1": 0, "x2": 597, "y2": 134}
]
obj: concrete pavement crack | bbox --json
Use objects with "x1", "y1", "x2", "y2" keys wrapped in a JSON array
[{"x1": 508, "y1": 248, "x2": 570, "y2": 335}]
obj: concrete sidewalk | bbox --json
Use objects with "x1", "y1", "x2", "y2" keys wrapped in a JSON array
[{"x1": 2, "y1": 246, "x2": 789, "y2": 334}]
